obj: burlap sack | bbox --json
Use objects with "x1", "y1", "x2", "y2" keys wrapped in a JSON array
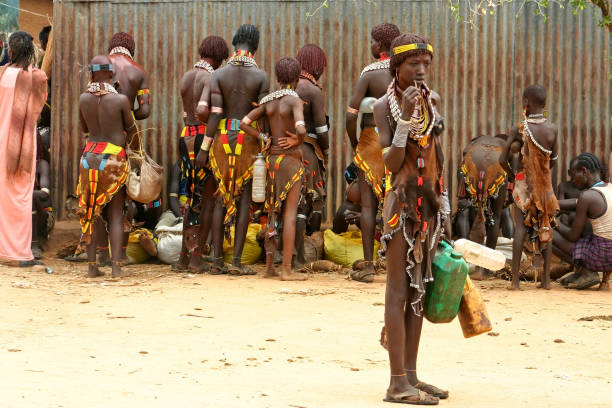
[{"x1": 126, "y1": 141, "x2": 163, "y2": 203}]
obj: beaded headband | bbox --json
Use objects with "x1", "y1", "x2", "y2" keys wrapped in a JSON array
[
  {"x1": 90, "y1": 64, "x2": 114, "y2": 72},
  {"x1": 392, "y1": 43, "x2": 434, "y2": 56}
]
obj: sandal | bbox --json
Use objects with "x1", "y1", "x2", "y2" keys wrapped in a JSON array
[
  {"x1": 414, "y1": 382, "x2": 449, "y2": 400},
  {"x1": 209, "y1": 258, "x2": 228, "y2": 275},
  {"x1": 383, "y1": 389, "x2": 438, "y2": 405},
  {"x1": 350, "y1": 261, "x2": 375, "y2": 283},
  {"x1": 19, "y1": 259, "x2": 43, "y2": 267},
  {"x1": 568, "y1": 271, "x2": 600, "y2": 290},
  {"x1": 227, "y1": 264, "x2": 256, "y2": 276}
]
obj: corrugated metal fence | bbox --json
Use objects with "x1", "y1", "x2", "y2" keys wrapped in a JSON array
[{"x1": 51, "y1": 0, "x2": 611, "y2": 219}]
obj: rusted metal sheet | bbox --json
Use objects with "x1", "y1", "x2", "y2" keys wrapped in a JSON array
[{"x1": 51, "y1": 0, "x2": 611, "y2": 219}]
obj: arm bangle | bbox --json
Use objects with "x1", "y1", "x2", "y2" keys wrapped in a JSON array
[
  {"x1": 346, "y1": 106, "x2": 359, "y2": 115},
  {"x1": 550, "y1": 155, "x2": 558, "y2": 161},
  {"x1": 295, "y1": 120, "x2": 306, "y2": 128},
  {"x1": 211, "y1": 106, "x2": 223, "y2": 114},
  {"x1": 200, "y1": 136, "x2": 213, "y2": 151},
  {"x1": 41, "y1": 187, "x2": 50, "y2": 196},
  {"x1": 242, "y1": 116, "x2": 253, "y2": 126},
  {"x1": 315, "y1": 124, "x2": 328, "y2": 134},
  {"x1": 125, "y1": 122, "x2": 136, "y2": 131},
  {"x1": 197, "y1": 101, "x2": 209, "y2": 107},
  {"x1": 169, "y1": 193, "x2": 178, "y2": 197}
]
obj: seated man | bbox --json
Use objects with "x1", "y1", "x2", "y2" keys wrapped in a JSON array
[
  {"x1": 554, "y1": 153, "x2": 611, "y2": 290},
  {"x1": 240, "y1": 57, "x2": 307, "y2": 281},
  {"x1": 76, "y1": 56, "x2": 138, "y2": 278}
]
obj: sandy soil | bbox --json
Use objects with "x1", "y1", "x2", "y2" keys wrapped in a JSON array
[{"x1": 1, "y1": 223, "x2": 611, "y2": 408}]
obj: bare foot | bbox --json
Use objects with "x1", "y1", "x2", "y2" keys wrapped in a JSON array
[
  {"x1": 507, "y1": 283, "x2": 521, "y2": 291},
  {"x1": 280, "y1": 268, "x2": 307, "y2": 281},
  {"x1": 138, "y1": 234, "x2": 158, "y2": 257},
  {"x1": 87, "y1": 265, "x2": 105, "y2": 278},
  {"x1": 599, "y1": 281, "x2": 610, "y2": 291},
  {"x1": 97, "y1": 250, "x2": 111, "y2": 267},
  {"x1": 264, "y1": 265, "x2": 279, "y2": 278},
  {"x1": 188, "y1": 252, "x2": 210, "y2": 274},
  {"x1": 537, "y1": 282, "x2": 551, "y2": 290},
  {"x1": 111, "y1": 263, "x2": 122, "y2": 278}
]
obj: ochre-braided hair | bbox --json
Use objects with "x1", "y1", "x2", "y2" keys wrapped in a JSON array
[
  {"x1": 275, "y1": 57, "x2": 301, "y2": 85},
  {"x1": 371, "y1": 22, "x2": 401, "y2": 51},
  {"x1": 108, "y1": 32, "x2": 135, "y2": 56},
  {"x1": 389, "y1": 33, "x2": 433, "y2": 74},
  {"x1": 199, "y1": 35, "x2": 229, "y2": 68},
  {"x1": 296, "y1": 44, "x2": 327, "y2": 80}
]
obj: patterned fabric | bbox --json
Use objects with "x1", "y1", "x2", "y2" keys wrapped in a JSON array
[
  {"x1": 179, "y1": 124, "x2": 208, "y2": 208},
  {"x1": 353, "y1": 126, "x2": 385, "y2": 202},
  {"x1": 209, "y1": 118, "x2": 259, "y2": 225},
  {"x1": 571, "y1": 234, "x2": 612, "y2": 272},
  {"x1": 302, "y1": 135, "x2": 326, "y2": 201},
  {"x1": 76, "y1": 141, "x2": 129, "y2": 247}
]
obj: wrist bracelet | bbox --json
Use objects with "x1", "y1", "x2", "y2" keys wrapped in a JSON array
[
  {"x1": 200, "y1": 136, "x2": 213, "y2": 151},
  {"x1": 295, "y1": 120, "x2": 306, "y2": 128},
  {"x1": 315, "y1": 124, "x2": 328, "y2": 134},
  {"x1": 211, "y1": 106, "x2": 223, "y2": 114},
  {"x1": 242, "y1": 116, "x2": 253, "y2": 125},
  {"x1": 346, "y1": 106, "x2": 359, "y2": 115},
  {"x1": 197, "y1": 101, "x2": 209, "y2": 107},
  {"x1": 392, "y1": 117, "x2": 410, "y2": 148},
  {"x1": 259, "y1": 132, "x2": 269, "y2": 143}
]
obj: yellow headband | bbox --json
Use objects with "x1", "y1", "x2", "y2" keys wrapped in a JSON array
[{"x1": 392, "y1": 43, "x2": 434, "y2": 56}]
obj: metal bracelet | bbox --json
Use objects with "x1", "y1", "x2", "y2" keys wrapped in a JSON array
[
  {"x1": 315, "y1": 124, "x2": 328, "y2": 134},
  {"x1": 295, "y1": 120, "x2": 306, "y2": 128},
  {"x1": 197, "y1": 101, "x2": 209, "y2": 107},
  {"x1": 259, "y1": 132, "x2": 269, "y2": 143},
  {"x1": 200, "y1": 136, "x2": 213, "y2": 151},
  {"x1": 211, "y1": 106, "x2": 223, "y2": 114},
  {"x1": 41, "y1": 187, "x2": 50, "y2": 196},
  {"x1": 242, "y1": 116, "x2": 253, "y2": 125},
  {"x1": 346, "y1": 106, "x2": 359, "y2": 115}
]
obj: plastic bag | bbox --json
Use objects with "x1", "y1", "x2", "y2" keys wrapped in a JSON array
[
  {"x1": 323, "y1": 229, "x2": 379, "y2": 268},
  {"x1": 223, "y1": 223, "x2": 263, "y2": 265}
]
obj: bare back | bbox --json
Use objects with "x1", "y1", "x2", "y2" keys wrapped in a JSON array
[
  {"x1": 215, "y1": 65, "x2": 269, "y2": 118},
  {"x1": 265, "y1": 95, "x2": 302, "y2": 151},
  {"x1": 180, "y1": 68, "x2": 211, "y2": 125},
  {"x1": 511, "y1": 121, "x2": 558, "y2": 171},
  {"x1": 79, "y1": 92, "x2": 133, "y2": 147},
  {"x1": 109, "y1": 54, "x2": 147, "y2": 109},
  {"x1": 350, "y1": 69, "x2": 392, "y2": 127}
]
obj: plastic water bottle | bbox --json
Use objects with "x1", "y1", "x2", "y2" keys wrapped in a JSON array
[
  {"x1": 453, "y1": 239, "x2": 506, "y2": 271},
  {"x1": 252, "y1": 153, "x2": 266, "y2": 203}
]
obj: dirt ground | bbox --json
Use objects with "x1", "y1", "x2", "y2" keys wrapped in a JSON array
[{"x1": 1, "y1": 222, "x2": 611, "y2": 408}]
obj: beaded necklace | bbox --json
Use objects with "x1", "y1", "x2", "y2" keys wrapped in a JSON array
[
  {"x1": 109, "y1": 46, "x2": 133, "y2": 59},
  {"x1": 228, "y1": 50, "x2": 257, "y2": 67},
  {"x1": 194, "y1": 59, "x2": 214, "y2": 73},
  {"x1": 258, "y1": 88, "x2": 300, "y2": 105},
  {"x1": 360, "y1": 58, "x2": 390, "y2": 77},
  {"x1": 526, "y1": 113, "x2": 546, "y2": 124},
  {"x1": 87, "y1": 82, "x2": 118, "y2": 95},
  {"x1": 521, "y1": 116, "x2": 552, "y2": 156},
  {"x1": 387, "y1": 80, "x2": 435, "y2": 147}
]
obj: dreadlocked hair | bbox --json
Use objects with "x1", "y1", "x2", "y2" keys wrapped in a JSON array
[
  {"x1": 573, "y1": 153, "x2": 605, "y2": 178},
  {"x1": 275, "y1": 58, "x2": 301, "y2": 86},
  {"x1": 390, "y1": 33, "x2": 433, "y2": 73},
  {"x1": 295, "y1": 44, "x2": 327, "y2": 80},
  {"x1": 8, "y1": 31, "x2": 35, "y2": 70},
  {"x1": 199, "y1": 35, "x2": 229, "y2": 67},
  {"x1": 108, "y1": 32, "x2": 135, "y2": 56},
  {"x1": 232, "y1": 24, "x2": 259, "y2": 52},
  {"x1": 371, "y1": 22, "x2": 401, "y2": 51},
  {"x1": 39, "y1": 26, "x2": 51, "y2": 49}
]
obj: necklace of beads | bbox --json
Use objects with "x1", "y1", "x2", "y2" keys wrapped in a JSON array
[
  {"x1": 299, "y1": 71, "x2": 321, "y2": 89},
  {"x1": 194, "y1": 60, "x2": 214, "y2": 73},
  {"x1": 522, "y1": 116, "x2": 552, "y2": 155},
  {"x1": 87, "y1": 82, "x2": 118, "y2": 95},
  {"x1": 360, "y1": 59, "x2": 390, "y2": 77},
  {"x1": 228, "y1": 50, "x2": 257, "y2": 67},
  {"x1": 109, "y1": 46, "x2": 133, "y2": 59},
  {"x1": 526, "y1": 113, "x2": 546, "y2": 124},
  {"x1": 387, "y1": 80, "x2": 436, "y2": 146},
  {"x1": 258, "y1": 88, "x2": 299, "y2": 105}
]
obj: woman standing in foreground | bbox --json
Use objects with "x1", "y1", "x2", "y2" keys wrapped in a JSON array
[{"x1": 374, "y1": 33, "x2": 447, "y2": 405}]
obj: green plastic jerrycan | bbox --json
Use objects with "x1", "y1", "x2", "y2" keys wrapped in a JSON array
[{"x1": 424, "y1": 240, "x2": 469, "y2": 324}]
